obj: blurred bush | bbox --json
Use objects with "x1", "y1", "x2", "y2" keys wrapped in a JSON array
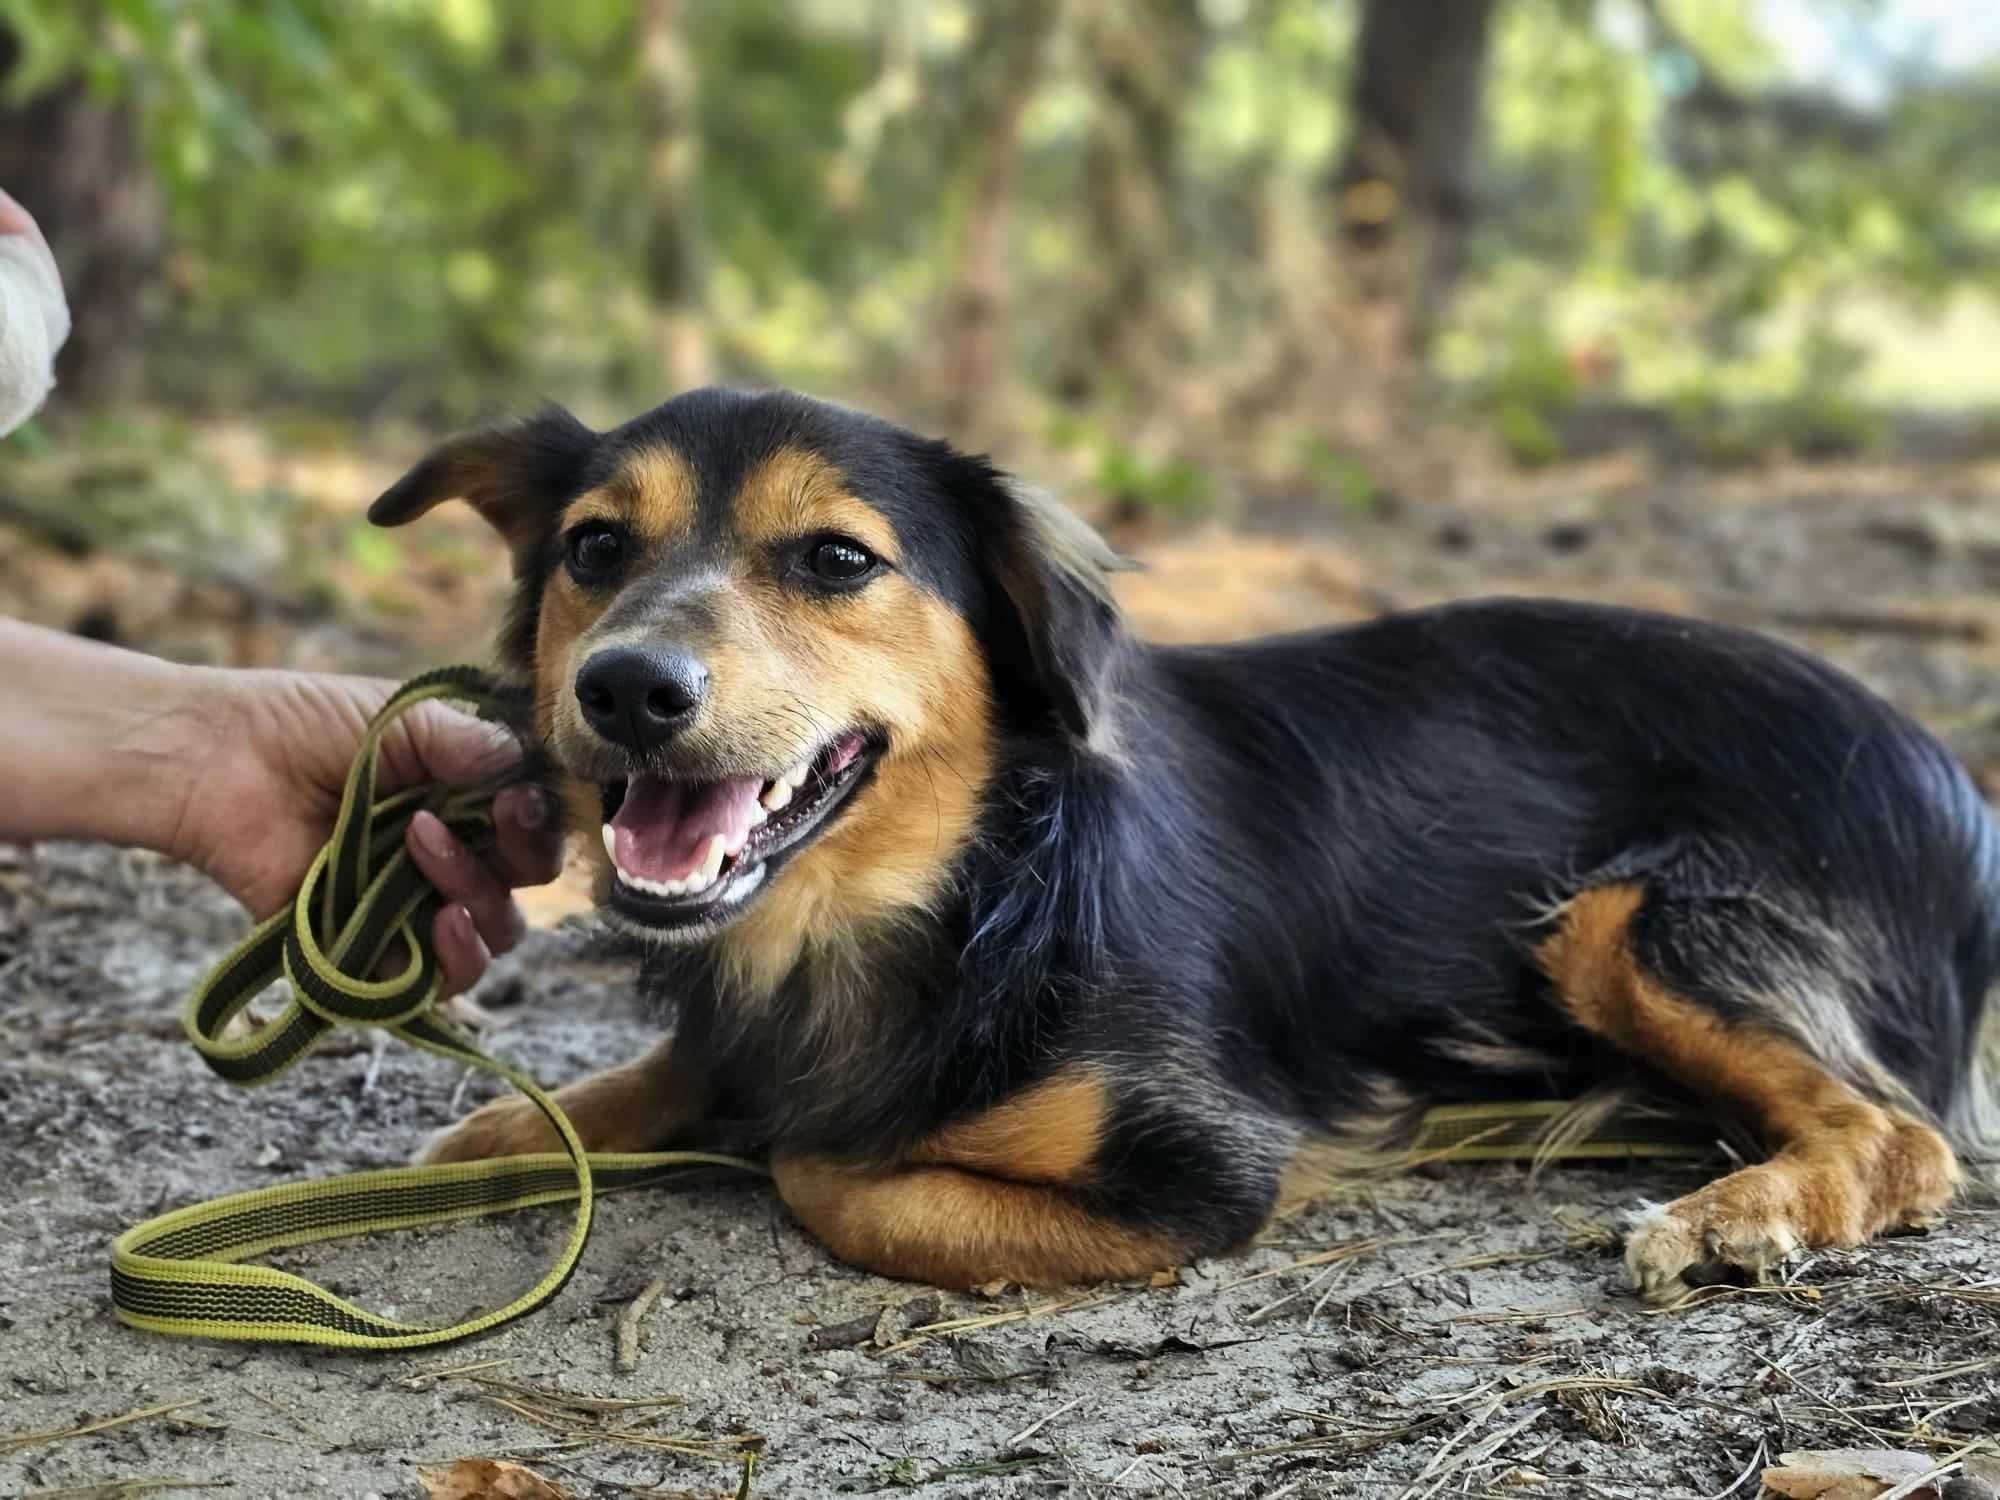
[{"x1": 1, "y1": 0, "x2": 1996, "y2": 502}]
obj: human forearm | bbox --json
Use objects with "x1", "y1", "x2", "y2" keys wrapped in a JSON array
[{"x1": 0, "y1": 619, "x2": 221, "y2": 856}]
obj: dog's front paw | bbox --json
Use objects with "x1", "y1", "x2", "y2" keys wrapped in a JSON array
[
  {"x1": 1622, "y1": 1190, "x2": 1802, "y2": 1304},
  {"x1": 417, "y1": 1094, "x2": 563, "y2": 1165}
]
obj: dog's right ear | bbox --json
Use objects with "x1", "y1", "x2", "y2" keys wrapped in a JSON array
[{"x1": 368, "y1": 406, "x2": 596, "y2": 558}]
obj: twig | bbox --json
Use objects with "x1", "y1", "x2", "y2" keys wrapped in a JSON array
[
  {"x1": 22, "y1": 1483, "x2": 227, "y2": 1500},
  {"x1": 1701, "y1": 1441, "x2": 1767, "y2": 1500},
  {"x1": 0, "y1": 1400, "x2": 208, "y2": 1457},
  {"x1": 1871, "y1": 1354, "x2": 2000, "y2": 1390},
  {"x1": 1751, "y1": 1351, "x2": 1884, "y2": 1444},
  {"x1": 616, "y1": 1275, "x2": 670, "y2": 1374},
  {"x1": 1006, "y1": 1395, "x2": 1083, "y2": 1448},
  {"x1": 1874, "y1": 1439, "x2": 1986, "y2": 1500},
  {"x1": 873, "y1": 1290, "x2": 1117, "y2": 1357},
  {"x1": 1220, "y1": 1232, "x2": 1439, "y2": 1292},
  {"x1": 244, "y1": 1390, "x2": 334, "y2": 1445},
  {"x1": 400, "y1": 1356, "x2": 513, "y2": 1389}
]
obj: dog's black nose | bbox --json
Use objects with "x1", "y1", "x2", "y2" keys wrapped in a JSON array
[{"x1": 575, "y1": 646, "x2": 709, "y2": 752}]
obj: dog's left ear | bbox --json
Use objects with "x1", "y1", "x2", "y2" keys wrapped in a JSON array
[
  {"x1": 368, "y1": 406, "x2": 596, "y2": 561},
  {"x1": 973, "y1": 463, "x2": 1134, "y2": 748}
]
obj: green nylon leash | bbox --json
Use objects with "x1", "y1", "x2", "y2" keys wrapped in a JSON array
[
  {"x1": 111, "y1": 666, "x2": 1715, "y2": 1351},
  {"x1": 112, "y1": 666, "x2": 760, "y2": 1349}
]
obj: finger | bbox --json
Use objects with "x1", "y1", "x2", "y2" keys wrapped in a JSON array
[
  {"x1": 409, "y1": 809, "x2": 528, "y2": 957},
  {"x1": 384, "y1": 700, "x2": 522, "y2": 792},
  {"x1": 432, "y1": 901, "x2": 492, "y2": 1000},
  {"x1": 491, "y1": 783, "x2": 563, "y2": 889}
]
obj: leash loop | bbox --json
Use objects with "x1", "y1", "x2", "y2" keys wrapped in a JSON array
[{"x1": 114, "y1": 666, "x2": 761, "y2": 1350}]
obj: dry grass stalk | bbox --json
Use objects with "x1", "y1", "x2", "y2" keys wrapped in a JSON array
[
  {"x1": 431, "y1": 1370, "x2": 757, "y2": 1464},
  {"x1": 22, "y1": 1484, "x2": 228, "y2": 1500},
  {"x1": 400, "y1": 1356, "x2": 514, "y2": 1389},
  {"x1": 1, "y1": 1400, "x2": 208, "y2": 1457},
  {"x1": 873, "y1": 1290, "x2": 1117, "y2": 1357}
]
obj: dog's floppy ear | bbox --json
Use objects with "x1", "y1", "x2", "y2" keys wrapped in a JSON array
[
  {"x1": 368, "y1": 406, "x2": 596, "y2": 557},
  {"x1": 977, "y1": 465, "x2": 1134, "y2": 749}
]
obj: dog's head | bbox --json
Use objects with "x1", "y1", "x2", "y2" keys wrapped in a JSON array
[{"x1": 370, "y1": 389, "x2": 1127, "y2": 964}]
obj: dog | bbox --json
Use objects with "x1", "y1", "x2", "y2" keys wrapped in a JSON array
[{"x1": 369, "y1": 387, "x2": 2000, "y2": 1302}]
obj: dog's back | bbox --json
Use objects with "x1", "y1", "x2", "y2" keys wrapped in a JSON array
[{"x1": 1133, "y1": 599, "x2": 2000, "y2": 1145}]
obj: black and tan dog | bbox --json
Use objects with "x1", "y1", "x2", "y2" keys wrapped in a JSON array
[{"x1": 370, "y1": 388, "x2": 2000, "y2": 1302}]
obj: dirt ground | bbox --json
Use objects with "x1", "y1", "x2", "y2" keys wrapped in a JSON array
[{"x1": 6, "y1": 459, "x2": 2000, "y2": 1498}]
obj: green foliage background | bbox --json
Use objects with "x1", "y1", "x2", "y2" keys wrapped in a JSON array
[{"x1": 5, "y1": 0, "x2": 1998, "y2": 465}]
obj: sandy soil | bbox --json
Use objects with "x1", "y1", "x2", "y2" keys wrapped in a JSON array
[{"x1": 6, "y1": 466, "x2": 2000, "y2": 1498}]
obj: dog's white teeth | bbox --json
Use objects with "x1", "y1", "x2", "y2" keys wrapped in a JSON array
[
  {"x1": 745, "y1": 802, "x2": 767, "y2": 831},
  {"x1": 601, "y1": 824, "x2": 617, "y2": 863},
  {"x1": 699, "y1": 833, "x2": 727, "y2": 884},
  {"x1": 760, "y1": 757, "x2": 814, "y2": 809}
]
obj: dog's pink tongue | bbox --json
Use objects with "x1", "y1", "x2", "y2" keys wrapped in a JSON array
[{"x1": 611, "y1": 775, "x2": 764, "y2": 883}]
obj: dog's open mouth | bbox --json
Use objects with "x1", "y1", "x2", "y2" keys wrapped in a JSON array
[{"x1": 598, "y1": 729, "x2": 880, "y2": 930}]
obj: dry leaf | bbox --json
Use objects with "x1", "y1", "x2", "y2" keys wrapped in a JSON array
[
  {"x1": 1763, "y1": 1449, "x2": 1938, "y2": 1500},
  {"x1": 418, "y1": 1457, "x2": 576, "y2": 1500},
  {"x1": 1147, "y1": 1268, "x2": 1182, "y2": 1289}
]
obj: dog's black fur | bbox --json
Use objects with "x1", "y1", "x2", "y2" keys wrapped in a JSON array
[{"x1": 381, "y1": 388, "x2": 2000, "y2": 1288}]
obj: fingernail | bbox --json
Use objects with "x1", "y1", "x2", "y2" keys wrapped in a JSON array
[
  {"x1": 503, "y1": 786, "x2": 550, "y2": 830},
  {"x1": 412, "y1": 810, "x2": 455, "y2": 861}
]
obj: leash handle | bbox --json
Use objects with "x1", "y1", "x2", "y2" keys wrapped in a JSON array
[{"x1": 115, "y1": 667, "x2": 759, "y2": 1350}]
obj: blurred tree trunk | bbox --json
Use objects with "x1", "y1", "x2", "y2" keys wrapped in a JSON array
[
  {"x1": 936, "y1": 0, "x2": 1061, "y2": 447},
  {"x1": 638, "y1": 0, "x2": 709, "y2": 392},
  {"x1": 0, "y1": 29, "x2": 163, "y2": 405},
  {"x1": 1332, "y1": 0, "x2": 1498, "y2": 346},
  {"x1": 1061, "y1": 0, "x2": 1206, "y2": 406}
]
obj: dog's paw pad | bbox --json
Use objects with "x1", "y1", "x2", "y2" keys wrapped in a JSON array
[{"x1": 1622, "y1": 1197, "x2": 1800, "y2": 1304}]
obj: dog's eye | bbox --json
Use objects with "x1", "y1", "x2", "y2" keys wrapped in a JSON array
[
  {"x1": 806, "y1": 537, "x2": 878, "y2": 585},
  {"x1": 565, "y1": 523, "x2": 627, "y2": 584}
]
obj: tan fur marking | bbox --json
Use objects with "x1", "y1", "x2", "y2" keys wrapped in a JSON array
[
  {"x1": 1539, "y1": 884, "x2": 1961, "y2": 1301},
  {"x1": 710, "y1": 572, "x2": 995, "y2": 1001},
  {"x1": 614, "y1": 446, "x2": 700, "y2": 542},
  {"x1": 914, "y1": 1070, "x2": 1111, "y2": 1183},
  {"x1": 731, "y1": 447, "x2": 901, "y2": 562},
  {"x1": 771, "y1": 1154, "x2": 1179, "y2": 1290},
  {"x1": 418, "y1": 1036, "x2": 710, "y2": 1163}
]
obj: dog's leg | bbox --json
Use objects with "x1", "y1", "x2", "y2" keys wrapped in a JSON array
[
  {"x1": 770, "y1": 1156, "x2": 1180, "y2": 1289},
  {"x1": 771, "y1": 1068, "x2": 1184, "y2": 1288},
  {"x1": 1538, "y1": 883, "x2": 1960, "y2": 1303},
  {"x1": 418, "y1": 1034, "x2": 711, "y2": 1163}
]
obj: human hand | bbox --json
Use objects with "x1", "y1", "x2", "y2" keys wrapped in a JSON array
[{"x1": 174, "y1": 670, "x2": 563, "y2": 997}]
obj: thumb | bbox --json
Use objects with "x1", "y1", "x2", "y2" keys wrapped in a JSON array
[{"x1": 378, "y1": 700, "x2": 524, "y2": 791}]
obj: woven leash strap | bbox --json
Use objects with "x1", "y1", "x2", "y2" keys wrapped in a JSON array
[{"x1": 111, "y1": 666, "x2": 758, "y2": 1350}]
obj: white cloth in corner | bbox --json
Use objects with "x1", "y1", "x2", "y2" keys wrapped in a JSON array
[{"x1": 0, "y1": 233, "x2": 72, "y2": 437}]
